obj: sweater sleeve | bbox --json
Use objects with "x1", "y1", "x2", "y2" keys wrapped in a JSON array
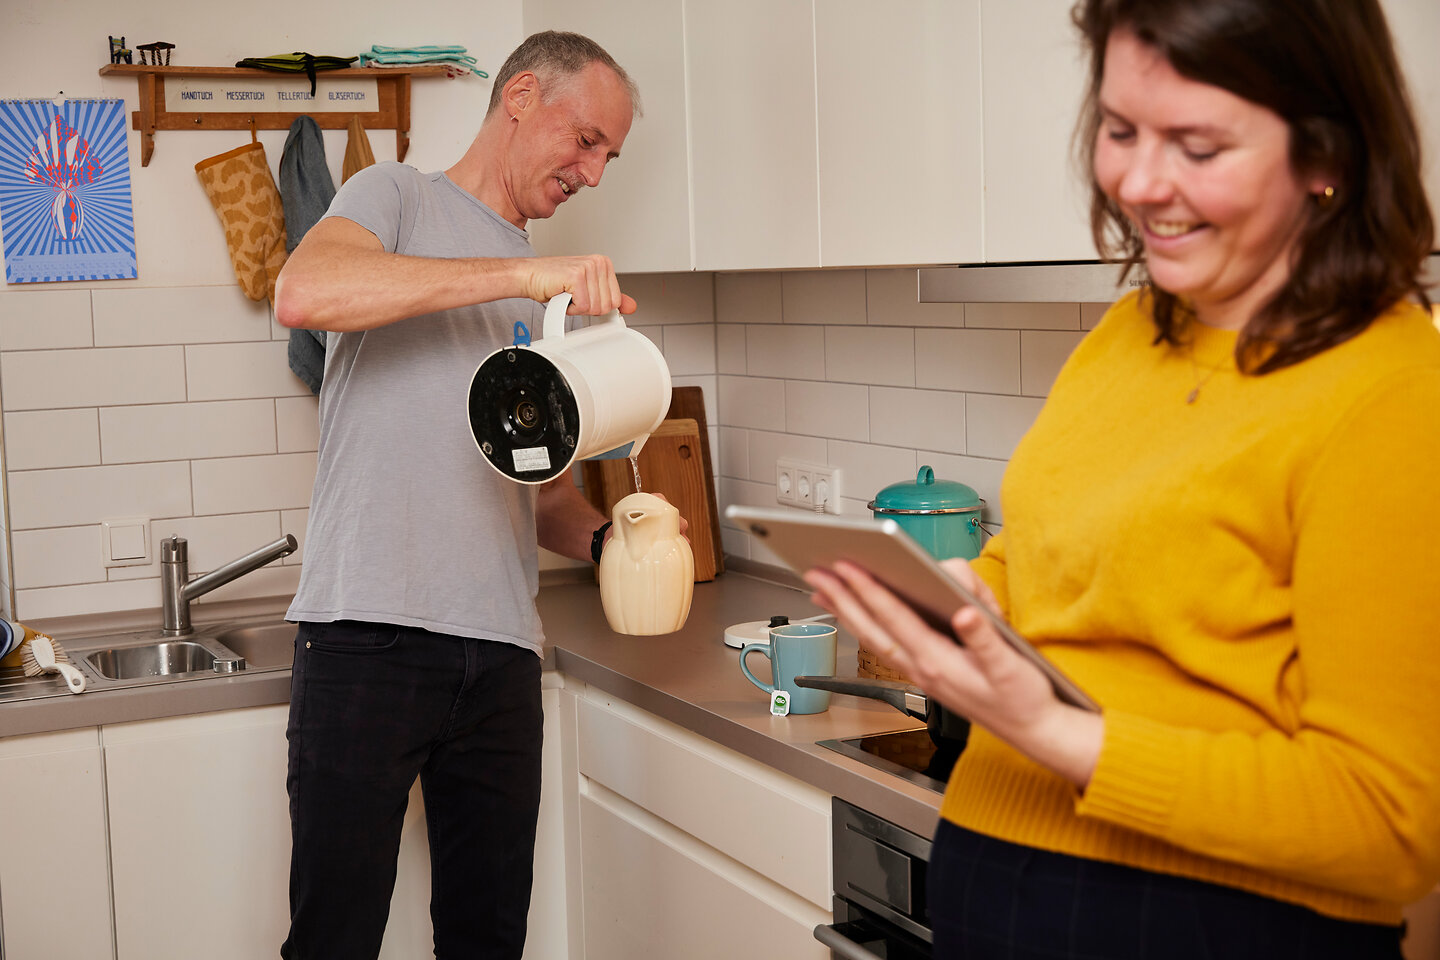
[
  {"x1": 969, "y1": 528, "x2": 1011, "y2": 619},
  {"x1": 1076, "y1": 368, "x2": 1440, "y2": 904}
]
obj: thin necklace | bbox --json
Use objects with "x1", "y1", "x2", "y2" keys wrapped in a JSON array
[{"x1": 1186, "y1": 346, "x2": 1221, "y2": 404}]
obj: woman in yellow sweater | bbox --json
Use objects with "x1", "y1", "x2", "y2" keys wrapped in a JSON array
[{"x1": 806, "y1": 0, "x2": 1440, "y2": 957}]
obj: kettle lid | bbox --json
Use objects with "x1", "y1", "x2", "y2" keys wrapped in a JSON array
[{"x1": 870, "y1": 465, "x2": 982, "y2": 513}]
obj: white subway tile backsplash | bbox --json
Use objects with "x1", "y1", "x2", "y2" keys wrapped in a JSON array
[
  {"x1": 191, "y1": 453, "x2": 318, "y2": 516},
  {"x1": 718, "y1": 376, "x2": 785, "y2": 431},
  {"x1": 1, "y1": 346, "x2": 186, "y2": 410},
  {"x1": 621, "y1": 272, "x2": 715, "y2": 324},
  {"x1": 715, "y1": 273, "x2": 782, "y2": 324},
  {"x1": 0, "y1": 290, "x2": 93, "y2": 350},
  {"x1": 718, "y1": 427, "x2": 750, "y2": 480},
  {"x1": 662, "y1": 324, "x2": 716, "y2": 375},
  {"x1": 920, "y1": 452, "x2": 1010, "y2": 525},
  {"x1": 716, "y1": 325, "x2": 746, "y2": 374},
  {"x1": 826, "y1": 440, "x2": 918, "y2": 504},
  {"x1": 670, "y1": 375, "x2": 718, "y2": 424},
  {"x1": 100, "y1": 400, "x2": 277, "y2": 463},
  {"x1": 10, "y1": 526, "x2": 106, "y2": 590},
  {"x1": 965, "y1": 394, "x2": 1045, "y2": 459},
  {"x1": 748, "y1": 429, "x2": 827, "y2": 484},
  {"x1": 186, "y1": 341, "x2": 309, "y2": 401},
  {"x1": 277, "y1": 396, "x2": 321, "y2": 453},
  {"x1": 1021, "y1": 330, "x2": 1086, "y2": 396},
  {"x1": 3, "y1": 410, "x2": 100, "y2": 470},
  {"x1": 915, "y1": 328, "x2": 1021, "y2": 394},
  {"x1": 965, "y1": 302, "x2": 1080, "y2": 330},
  {"x1": 92, "y1": 286, "x2": 272, "y2": 346},
  {"x1": 785, "y1": 380, "x2": 869, "y2": 441},
  {"x1": 865, "y1": 269, "x2": 965, "y2": 327},
  {"x1": 869, "y1": 387, "x2": 966, "y2": 454},
  {"x1": 7, "y1": 462, "x2": 192, "y2": 530},
  {"x1": 781, "y1": 270, "x2": 867, "y2": 325},
  {"x1": 825, "y1": 327, "x2": 914, "y2": 386},
  {"x1": 747, "y1": 325, "x2": 825, "y2": 380},
  {"x1": 16, "y1": 577, "x2": 161, "y2": 622},
  {"x1": 190, "y1": 565, "x2": 301, "y2": 608}
]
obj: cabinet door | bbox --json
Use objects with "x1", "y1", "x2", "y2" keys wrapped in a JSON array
[
  {"x1": 686, "y1": 0, "x2": 821, "y2": 270},
  {"x1": 815, "y1": 0, "x2": 984, "y2": 267},
  {"x1": 579, "y1": 787, "x2": 830, "y2": 960},
  {"x1": 0, "y1": 727, "x2": 113, "y2": 960},
  {"x1": 1381, "y1": 0, "x2": 1440, "y2": 228},
  {"x1": 522, "y1": 0, "x2": 694, "y2": 273},
  {"x1": 980, "y1": 0, "x2": 1096, "y2": 262}
]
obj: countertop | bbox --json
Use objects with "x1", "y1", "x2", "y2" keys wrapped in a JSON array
[{"x1": 1, "y1": 565, "x2": 944, "y2": 837}]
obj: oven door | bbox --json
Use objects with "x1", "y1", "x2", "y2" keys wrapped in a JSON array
[{"x1": 819, "y1": 798, "x2": 933, "y2": 959}]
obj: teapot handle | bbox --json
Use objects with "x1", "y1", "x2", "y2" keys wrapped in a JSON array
[{"x1": 542, "y1": 292, "x2": 626, "y2": 342}]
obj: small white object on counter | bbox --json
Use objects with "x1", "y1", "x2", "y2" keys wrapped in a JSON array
[{"x1": 722, "y1": 613, "x2": 834, "y2": 649}]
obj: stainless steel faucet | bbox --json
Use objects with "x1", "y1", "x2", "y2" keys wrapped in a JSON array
[{"x1": 161, "y1": 534, "x2": 298, "y2": 636}]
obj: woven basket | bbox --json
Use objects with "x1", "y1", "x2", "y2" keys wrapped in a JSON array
[{"x1": 856, "y1": 642, "x2": 912, "y2": 684}]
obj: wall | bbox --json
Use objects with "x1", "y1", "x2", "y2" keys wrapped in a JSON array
[
  {"x1": 709, "y1": 269, "x2": 1105, "y2": 566},
  {"x1": 0, "y1": 0, "x2": 522, "y2": 621}
]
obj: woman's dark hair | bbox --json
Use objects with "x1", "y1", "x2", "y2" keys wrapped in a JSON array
[{"x1": 1072, "y1": 0, "x2": 1433, "y2": 373}]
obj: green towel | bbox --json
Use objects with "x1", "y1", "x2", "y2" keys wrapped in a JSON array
[{"x1": 234, "y1": 52, "x2": 359, "y2": 95}]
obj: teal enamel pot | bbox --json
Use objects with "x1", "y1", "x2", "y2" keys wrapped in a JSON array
[{"x1": 868, "y1": 466, "x2": 985, "y2": 561}]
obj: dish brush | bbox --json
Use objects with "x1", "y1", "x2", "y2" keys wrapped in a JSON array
[{"x1": 21, "y1": 634, "x2": 87, "y2": 694}]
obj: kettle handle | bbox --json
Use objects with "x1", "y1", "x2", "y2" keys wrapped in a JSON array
[{"x1": 542, "y1": 292, "x2": 626, "y2": 342}]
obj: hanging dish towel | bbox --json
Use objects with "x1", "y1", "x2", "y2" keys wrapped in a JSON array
[
  {"x1": 278, "y1": 115, "x2": 335, "y2": 395},
  {"x1": 342, "y1": 114, "x2": 375, "y2": 185},
  {"x1": 195, "y1": 130, "x2": 287, "y2": 303}
]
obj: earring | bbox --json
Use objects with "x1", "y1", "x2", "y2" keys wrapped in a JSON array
[{"x1": 1317, "y1": 185, "x2": 1336, "y2": 207}]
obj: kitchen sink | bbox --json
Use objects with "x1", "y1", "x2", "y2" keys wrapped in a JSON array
[
  {"x1": 210, "y1": 622, "x2": 295, "y2": 669},
  {"x1": 85, "y1": 639, "x2": 243, "y2": 681}
]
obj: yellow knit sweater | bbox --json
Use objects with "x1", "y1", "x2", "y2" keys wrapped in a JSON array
[{"x1": 945, "y1": 292, "x2": 1440, "y2": 925}]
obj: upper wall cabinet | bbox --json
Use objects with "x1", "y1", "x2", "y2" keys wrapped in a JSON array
[
  {"x1": 1382, "y1": 0, "x2": 1440, "y2": 229},
  {"x1": 980, "y1": 0, "x2": 1094, "y2": 263},
  {"x1": 522, "y1": 0, "x2": 694, "y2": 272},
  {"x1": 815, "y1": 1, "x2": 983, "y2": 267}
]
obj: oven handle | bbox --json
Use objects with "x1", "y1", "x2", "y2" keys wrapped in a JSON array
[{"x1": 814, "y1": 921, "x2": 885, "y2": 960}]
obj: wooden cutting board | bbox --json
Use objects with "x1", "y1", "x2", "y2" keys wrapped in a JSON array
[{"x1": 583, "y1": 417, "x2": 719, "y2": 581}]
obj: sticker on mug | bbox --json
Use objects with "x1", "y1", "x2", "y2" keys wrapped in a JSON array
[{"x1": 770, "y1": 689, "x2": 791, "y2": 716}]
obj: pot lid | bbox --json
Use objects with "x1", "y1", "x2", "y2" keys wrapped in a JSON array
[{"x1": 871, "y1": 466, "x2": 982, "y2": 513}]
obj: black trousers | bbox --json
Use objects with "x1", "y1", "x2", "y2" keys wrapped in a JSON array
[
  {"x1": 281, "y1": 620, "x2": 544, "y2": 960},
  {"x1": 929, "y1": 820, "x2": 1404, "y2": 959}
]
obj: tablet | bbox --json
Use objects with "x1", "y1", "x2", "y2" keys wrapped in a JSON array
[{"x1": 725, "y1": 505, "x2": 1100, "y2": 713}]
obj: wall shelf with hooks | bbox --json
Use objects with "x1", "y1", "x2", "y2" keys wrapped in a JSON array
[{"x1": 97, "y1": 64, "x2": 451, "y2": 166}]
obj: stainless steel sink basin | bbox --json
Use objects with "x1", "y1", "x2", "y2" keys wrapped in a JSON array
[
  {"x1": 85, "y1": 639, "x2": 243, "y2": 681},
  {"x1": 210, "y1": 622, "x2": 295, "y2": 669}
]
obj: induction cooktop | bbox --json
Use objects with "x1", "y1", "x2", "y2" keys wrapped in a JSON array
[{"x1": 818, "y1": 727, "x2": 965, "y2": 793}]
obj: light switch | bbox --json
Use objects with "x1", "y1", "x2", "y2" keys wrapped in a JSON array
[{"x1": 102, "y1": 518, "x2": 151, "y2": 567}]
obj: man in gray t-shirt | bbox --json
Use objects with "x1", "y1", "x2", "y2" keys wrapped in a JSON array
[{"x1": 273, "y1": 32, "x2": 640, "y2": 960}]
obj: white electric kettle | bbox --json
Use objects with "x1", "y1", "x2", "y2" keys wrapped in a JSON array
[{"x1": 468, "y1": 292, "x2": 672, "y2": 484}]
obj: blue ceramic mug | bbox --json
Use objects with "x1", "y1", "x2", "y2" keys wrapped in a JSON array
[{"x1": 739, "y1": 622, "x2": 837, "y2": 715}]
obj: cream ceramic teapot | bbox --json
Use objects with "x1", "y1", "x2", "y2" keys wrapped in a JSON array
[{"x1": 599, "y1": 493, "x2": 694, "y2": 635}]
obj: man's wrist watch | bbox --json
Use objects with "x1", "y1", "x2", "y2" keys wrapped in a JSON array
[{"x1": 590, "y1": 521, "x2": 613, "y2": 563}]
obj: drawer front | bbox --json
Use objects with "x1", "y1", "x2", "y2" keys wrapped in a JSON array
[{"x1": 577, "y1": 693, "x2": 832, "y2": 909}]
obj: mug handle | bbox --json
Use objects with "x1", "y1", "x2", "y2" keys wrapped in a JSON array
[{"x1": 739, "y1": 643, "x2": 775, "y2": 695}]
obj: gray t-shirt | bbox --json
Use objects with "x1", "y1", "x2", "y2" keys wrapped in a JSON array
[{"x1": 287, "y1": 162, "x2": 548, "y2": 654}]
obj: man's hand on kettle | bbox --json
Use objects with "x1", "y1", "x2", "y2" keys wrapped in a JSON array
[{"x1": 523, "y1": 255, "x2": 638, "y2": 316}]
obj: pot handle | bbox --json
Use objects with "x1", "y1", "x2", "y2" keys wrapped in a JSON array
[
  {"x1": 792, "y1": 676, "x2": 927, "y2": 720},
  {"x1": 541, "y1": 291, "x2": 626, "y2": 341}
]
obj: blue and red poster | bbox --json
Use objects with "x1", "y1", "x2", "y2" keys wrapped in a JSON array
[{"x1": 0, "y1": 98, "x2": 136, "y2": 283}]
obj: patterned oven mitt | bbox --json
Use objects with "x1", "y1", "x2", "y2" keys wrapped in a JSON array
[{"x1": 194, "y1": 131, "x2": 288, "y2": 302}]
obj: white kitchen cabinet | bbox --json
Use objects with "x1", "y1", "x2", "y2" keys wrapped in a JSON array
[
  {"x1": 0, "y1": 727, "x2": 113, "y2": 960},
  {"x1": 522, "y1": 0, "x2": 694, "y2": 273},
  {"x1": 686, "y1": 0, "x2": 822, "y2": 270},
  {"x1": 815, "y1": 0, "x2": 984, "y2": 267},
  {"x1": 96, "y1": 685, "x2": 569, "y2": 960},
  {"x1": 565, "y1": 686, "x2": 832, "y2": 958},
  {"x1": 980, "y1": 0, "x2": 1096, "y2": 263}
]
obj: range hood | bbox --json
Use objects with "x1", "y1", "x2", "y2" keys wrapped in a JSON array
[{"x1": 917, "y1": 252, "x2": 1440, "y2": 304}]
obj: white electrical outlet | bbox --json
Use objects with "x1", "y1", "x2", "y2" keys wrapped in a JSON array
[{"x1": 776, "y1": 459, "x2": 842, "y2": 513}]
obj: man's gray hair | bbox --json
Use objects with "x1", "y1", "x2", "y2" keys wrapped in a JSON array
[{"x1": 486, "y1": 31, "x2": 641, "y2": 119}]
